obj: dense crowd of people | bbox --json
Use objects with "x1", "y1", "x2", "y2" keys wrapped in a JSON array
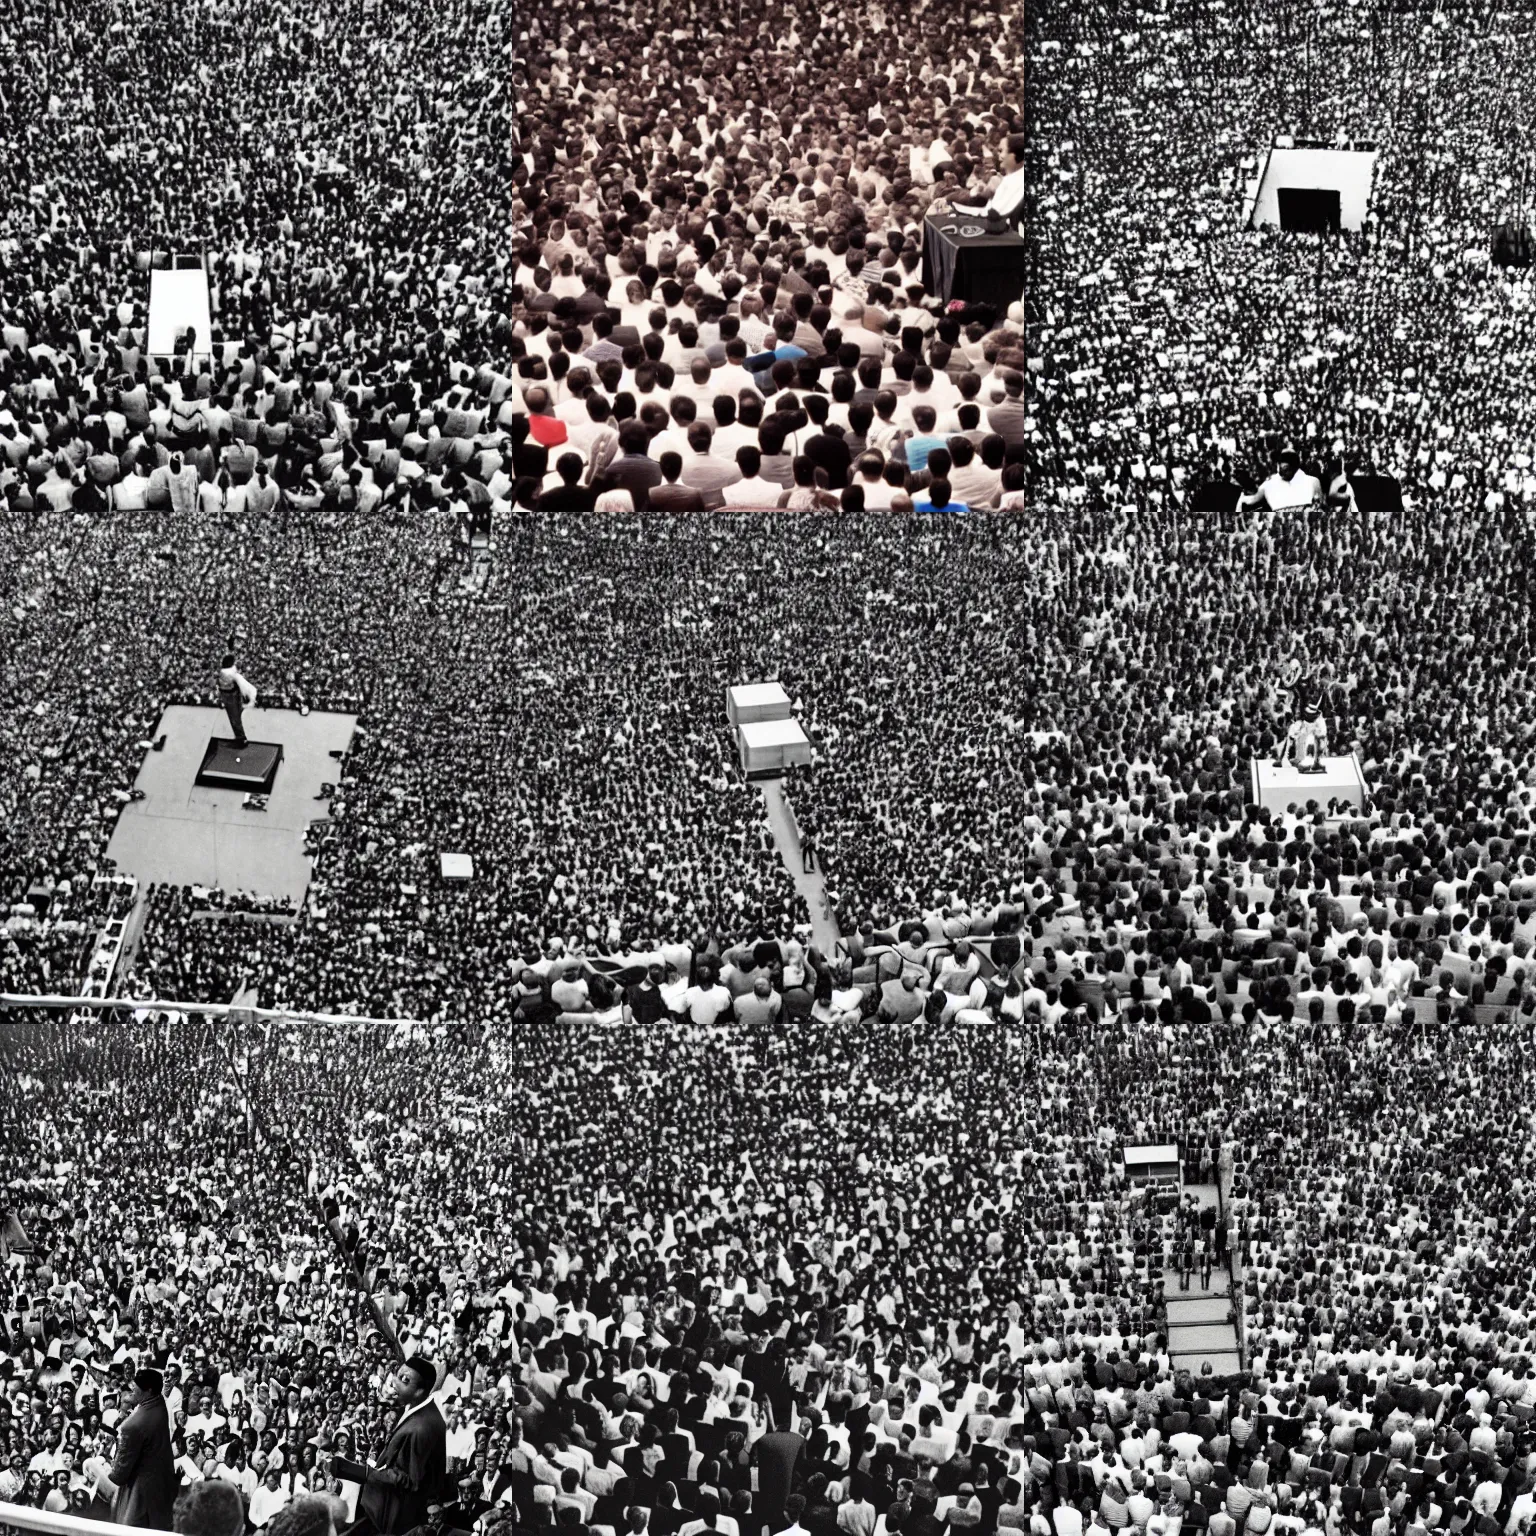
[
  {"x1": 0, "y1": 0, "x2": 1025, "y2": 520},
  {"x1": 2, "y1": 515, "x2": 1029, "y2": 1021},
  {"x1": 2, "y1": 906, "x2": 1535, "y2": 1536},
  {"x1": 8, "y1": 1, "x2": 1536, "y2": 1535}
]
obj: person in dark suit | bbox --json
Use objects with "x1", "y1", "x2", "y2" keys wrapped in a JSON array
[
  {"x1": 648, "y1": 452, "x2": 708, "y2": 512},
  {"x1": 441, "y1": 1474, "x2": 494, "y2": 1536},
  {"x1": 537, "y1": 453, "x2": 599, "y2": 511},
  {"x1": 596, "y1": 421, "x2": 664, "y2": 511},
  {"x1": 751, "y1": 1420, "x2": 806, "y2": 1535},
  {"x1": 803, "y1": 422, "x2": 853, "y2": 491},
  {"x1": 97, "y1": 1367, "x2": 178, "y2": 1529},
  {"x1": 344, "y1": 1358, "x2": 449, "y2": 1536}
]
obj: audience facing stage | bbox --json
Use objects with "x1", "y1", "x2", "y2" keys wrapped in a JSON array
[
  {"x1": 0, "y1": 0, "x2": 1025, "y2": 523},
  {"x1": 11, "y1": 0, "x2": 1536, "y2": 1527}
]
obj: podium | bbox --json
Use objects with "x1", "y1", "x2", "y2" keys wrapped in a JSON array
[
  {"x1": 439, "y1": 853, "x2": 473, "y2": 883},
  {"x1": 922, "y1": 213, "x2": 1025, "y2": 313},
  {"x1": 196, "y1": 737, "x2": 283, "y2": 792},
  {"x1": 727, "y1": 679, "x2": 810, "y2": 779},
  {"x1": 1249, "y1": 754, "x2": 1369, "y2": 818}
]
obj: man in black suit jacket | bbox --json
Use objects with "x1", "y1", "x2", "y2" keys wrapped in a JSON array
[
  {"x1": 648, "y1": 452, "x2": 707, "y2": 512},
  {"x1": 751, "y1": 1422, "x2": 806, "y2": 1534},
  {"x1": 97, "y1": 1367, "x2": 178, "y2": 1529},
  {"x1": 596, "y1": 421, "x2": 664, "y2": 511},
  {"x1": 441, "y1": 1474, "x2": 494, "y2": 1535},
  {"x1": 346, "y1": 1358, "x2": 449, "y2": 1536}
]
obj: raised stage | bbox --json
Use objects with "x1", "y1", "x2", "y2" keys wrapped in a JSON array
[
  {"x1": 1122, "y1": 1142, "x2": 1181, "y2": 1188},
  {"x1": 107, "y1": 706, "x2": 357, "y2": 907},
  {"x1": 1249, "y1": 753, "x2": 1368, "y2": 818},
  {"x1": 738, "y1": 717, "x2": 812, "y2": 781},
  {"x1": 196, "y1": 737, "x2": 284, "y2": 792},
  {"x1": 147, "y1": 261, "x2": 214, "y2": 357}
]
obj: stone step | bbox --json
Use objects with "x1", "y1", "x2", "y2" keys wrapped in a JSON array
[
  {"x1": 1166, "y1": 1297, "x2": 1233, "y2": 1326},
  {"x1": 1167, "y1": 1321, "x2": 1240, "y2": 1354},
  {"x1": 1171, "y1": 1347, "x2": 1244, "y2": 1377}
]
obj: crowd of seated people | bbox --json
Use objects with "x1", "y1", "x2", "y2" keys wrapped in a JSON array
[
  {"x1": 3, "y1": 888, "x2": 1535, "y2": 1536},
  {"x1": 0, "y1": 0, "x2": 1024, "y2": 517}
]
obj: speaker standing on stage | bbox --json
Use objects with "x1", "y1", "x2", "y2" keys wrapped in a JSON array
[
  {"x1": 89, "y1": 1367, "x2": 178, "y2": 1529},
  {"x1": 340, "y1": 1358, "x2": 447, "y2": 1536},
  {"x1": 218, "y1": 652, "x2": 259, "y2": 747}
]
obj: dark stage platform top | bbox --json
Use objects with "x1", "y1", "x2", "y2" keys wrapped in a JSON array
[{"x1": 196, "y1": 737, "x2": 284, "y2": 792}]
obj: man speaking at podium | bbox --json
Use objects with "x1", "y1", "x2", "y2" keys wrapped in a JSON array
[
  {"x1": 944, "y1": 132, "x2": 1025, "y2": 232},
  {"x1": 1242, "y1": 445, "x2": 1323, "y2": 513},
  {"x1": 923, "y1": 131, "x2": 1026, "y2": 313}
]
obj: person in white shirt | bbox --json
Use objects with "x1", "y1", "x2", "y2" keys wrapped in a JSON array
[
  {"x1": 850, "y1": 454, "x2": 898, "y2": 510},
  {"x1": 112, "y1": 461, "x2": 151, "y2": 512},
  {"x1": 1052, "y1": 1504, "x2": 1085, "y2": 1536},
  {"x1": 214, "y1": 1443, "x2": 258, "y2": 1502},
  {"x1": 217, "y1": 653, "x2": 260, "y2": 747},
  {"x1": 948, "y1": 438, "x2": 1004, "y2": 509},
  {"x1": 681, "y1": 1491, "x2": 739, "y2": 1536},
  {"x1": 682, "y1": 976, "x2": 733, "y2": 1027},
  {"x1": 1245, "y1": 447, "x2": 1323, "y2": 513},
  {"x1": 713, "y1": 344, "x2": 762, "y2": 401},
  {"x1": 249, "y1": 1468, "x2": 293, "y2": 1529},
  {"x1": 947, "y1": 133, "x2": 1025, "y2": 232},
  {"x1": 186, "y1": 1396, "x2": 229, "y2": 1443},
  {"x1": 721, "y1": 447, "x2": 783, "y2": 508},
  {"x1": 1504, "y1": 1484, "x2": 1536, "y2": 1535},
  {"x1": 675, "y1": 356, "x2": 722, "y2": 407},
  {"x1": 708, "y1": 400, "x2": 759, "y2": 461}
]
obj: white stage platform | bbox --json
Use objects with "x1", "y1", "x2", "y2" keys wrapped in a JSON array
[
  {"x1": 1247, "y1": 145, "x2": 1378, "y2": 231},
  {"x1": 1122, "y1": 1142, "x2": 1180, "y2": 1187},
  {"x1": 726, "y1": 682, "x2": 792, "y2": 727},
  {"x1": 738, "y1": 718, "x2": 812, "y2": 780},
  {"x1": 1249, "y1": 753, "x2": 1368, "y2": 817},
  {"x1": 148, "y1": 263, "x2": 213, "y2": 357}
]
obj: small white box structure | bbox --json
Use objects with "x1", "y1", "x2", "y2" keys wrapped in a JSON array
[
  {"x1": 1249, "y1": 754, "x2": 1369, "y2": 818},
  {"x1": 1246, "y1": 146, "x2": 1378, "y2": 231},
  {"x1": 439, "y1": 852, "x2": 474, "y2": 883},
  {"x1": 725, "y1": 682, "x2": 792, "y2": 728},
  {"x1": 737, "y1": 718, "x2": 812, "y2": 780},
  {"x1": 1121, "y1": 1143, "x2": 1181, "y2": 1189},
  {"x1": 148, "y1": 261, "x2": 213, "y2": 357}
]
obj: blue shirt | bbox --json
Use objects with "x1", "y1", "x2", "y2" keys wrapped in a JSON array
[
  {"x1": 914, "y1": 498, "x2": 971, "y2": 514},
  {"x1": 903, "y1": 434, "x2": 947, "y2": 474},
  {"x1": 746, "y1": 344, "x2": 808, "y2": 390}
]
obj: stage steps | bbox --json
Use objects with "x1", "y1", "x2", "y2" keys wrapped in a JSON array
[
  {"x1": 1166, "y1": 1296, "x2": 1231, "y2": 1326},
  {"x1": 1164, "y1": 1180, "x2": 1242, "y2": 1377}
]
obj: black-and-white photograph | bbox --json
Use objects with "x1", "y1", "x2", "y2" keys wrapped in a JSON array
[{"x1": 4, "y1": 6, "x2": 1535, "y2": 1536}]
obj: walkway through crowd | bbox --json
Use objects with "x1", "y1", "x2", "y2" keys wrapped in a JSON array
[
  {"x1": 1164, "y1": 1181, "x2": 1243, "y2": 1377},
  {"x1": 756, "y1": 779, "x2": 841, "y2": 955}
]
